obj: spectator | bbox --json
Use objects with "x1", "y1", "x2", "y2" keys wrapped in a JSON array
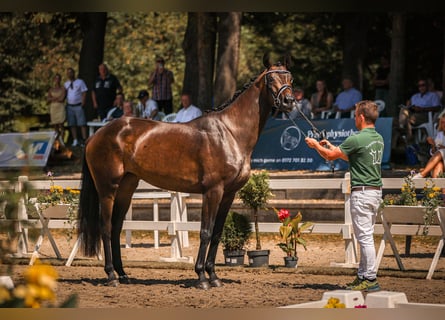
[
  {"x1": 148, "y1": 57, "x2": 175, "y2": 114},
  {"x1": 175, "y1": 92, "x2": 202, "y2": 123},
  {"x1": 332, "y1": 77, "x2": 362, "y2": 118},
  {"x1": 123, "y1": 101, "x2": 134, "y2": 117},
  {"x1": 135, "y1": 89, "x2": 160, "y2": 120},
  {"x1": 92, "y1": 63, "x2": 123, "y2": 120},
  {"x1": 413, "y1": 112, "x2": 445, "y2": 178},
  {"x1": 310, "y1": 79, "x2": 333, "y2": 119},
  {"x1": 103, "y1": 92, "x2": 125, "y2": 122},
  {"x1": 276, "y1": 87, "x2": 312, "y2": 120},
  {"x1": 47, "y1": 73, "x2": 66, "y2": 140},
  {"x1": 372, "y1": 55, "x2": 390, "y2": 107},
  {"x1": 398, "y1": 78, "x2": 442, "y2": 141},
  {"x1": 64, "y1": 67, "x2": 88, "y2": 147}
]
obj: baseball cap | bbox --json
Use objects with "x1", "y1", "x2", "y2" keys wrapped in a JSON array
[{"x1": 137, "y1": 90, "x2": 149, "y2": 99}]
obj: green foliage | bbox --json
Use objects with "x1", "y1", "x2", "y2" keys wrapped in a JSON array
[
  {"x1": 220, "y1": 211, "x2": 252, "y2": 251},
  {"x1": 238, "y1": 170, "x2": 273, "y2": 211}
]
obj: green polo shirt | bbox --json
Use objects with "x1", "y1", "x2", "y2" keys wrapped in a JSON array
[{"x1": 339, "y1": 127, "x2": 384, "y2": 187}]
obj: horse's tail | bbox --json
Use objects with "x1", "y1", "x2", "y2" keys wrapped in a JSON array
[{"x1": 78, "y1": 152, "x2": 101, "y2": 257}]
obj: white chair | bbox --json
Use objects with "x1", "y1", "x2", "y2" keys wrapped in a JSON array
[
  {"x1": 374, "y1": 100, "x2": 385, "y2": 114},
  {"x1": 413, "y1": 111, "x2": 437, "y2": 144},
  {"x1": 162, "y1": 113, "x2": 177, "y2": 122},
  {"x1": 155, "y1": 111, "x2": 165, "y2": 121}
]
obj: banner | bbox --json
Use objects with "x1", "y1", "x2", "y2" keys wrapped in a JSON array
[
  {"x1": 251, "y1": 117, "x2": 393, "y2": 171},
  {"x1": 0, "y1": 131, "x2": 56, "y2": 167}
]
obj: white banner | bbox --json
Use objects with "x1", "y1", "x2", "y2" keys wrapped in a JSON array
[{"x1": 0, "y1": 131, "x2": 56, "y2": 167}]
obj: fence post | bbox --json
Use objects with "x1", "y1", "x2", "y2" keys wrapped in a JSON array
[{"x1": 331, "y1": 172, "x2": 358, "y2": 267}]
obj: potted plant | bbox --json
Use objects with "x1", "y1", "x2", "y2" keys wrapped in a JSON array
[
  {"x1": 220, "y1": 211, "x2": 252, "y2": 266},
  {"x1": 238, "y1": 170, "x2": 274, "y2": 267},
  {"x1": 275, "y1": 208, "x2": 313, "y2": 268}
]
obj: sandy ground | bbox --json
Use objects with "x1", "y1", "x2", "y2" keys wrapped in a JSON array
[{"x1": 3, "y1": 230, "x2": 445, "y2": 308}]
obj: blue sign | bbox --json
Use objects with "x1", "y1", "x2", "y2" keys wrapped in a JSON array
[{"x1": 251, "y1": 117, "x2": 393, "y2": 171}]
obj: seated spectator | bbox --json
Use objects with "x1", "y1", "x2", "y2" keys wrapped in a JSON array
[
  {"x1": 276, "y1": 86, "x2": 312, "y2": 120},
  {"x1": 398, "y1": 78, "x2": 442, "y2": 141},
  {"x1": 135, "y1": 89, "x2": 160, "y2": 120},
  {"x1": 332, "y1": 77, "x2": 362, "y2": 118},
  {"x1": 104, "y1": 92, "x2": 124, "y2": 122},
  {"x1": 310, "y1": 80, "x2": 333, "y2": 118},
  {"x1": 413, "y1": 112, "x2": 445, "y2": 178},
  {"x1": 123, "y1": 101, "x2": 134, "y2": 117},
  {"x1": 175, "y1": 92, "x2": 202, "y2": 123}
]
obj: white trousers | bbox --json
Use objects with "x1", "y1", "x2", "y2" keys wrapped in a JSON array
[{"x1": 350, "y1": 189, "x2": 382, "y2": 280}]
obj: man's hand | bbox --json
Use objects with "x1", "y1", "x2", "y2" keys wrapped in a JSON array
[{"x1": 305, "y1": 137, "x2": 318, "y2": 148}]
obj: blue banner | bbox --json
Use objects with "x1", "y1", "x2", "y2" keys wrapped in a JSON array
[{"x1": 251, "y1": 117, "x2": 393, "y2": 171}]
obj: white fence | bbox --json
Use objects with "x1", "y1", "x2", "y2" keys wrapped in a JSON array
[{"x1": 2, "y1": 174, "x2": 445, "y2": 271}]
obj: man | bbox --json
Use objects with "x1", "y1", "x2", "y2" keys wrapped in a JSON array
[
  {"x1": 92, "y1": 63, "x2": 122, "y2": 120},
  {"x1": 103, "y1": 92, "x2": 125, "y2": 122},
  {"x1": 64, "y1": 67, "x2": 88, "y2": 147},
  {"x1": 398, "y1": 78, "x2": 442, "y2": 141},
  {"x1": 135, "y1": 89, "x2": 160, "y2": 120},
  {"x1": 175, "y1": 92, "x2": 202, "y2": 123},
  {"x1": 148, "y1": 57, "x2": 175, "y2": 114},
  {"x1": 305, "y1": 100, "x2": 384, "y2": 292},
  {"x1": 332, "y1": 77, "x2": 362, "y2": 118}
]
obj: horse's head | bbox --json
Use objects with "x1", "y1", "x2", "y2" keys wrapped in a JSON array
[{"x1": 262, "y1": 53, "x2": 295, "y2": 113}]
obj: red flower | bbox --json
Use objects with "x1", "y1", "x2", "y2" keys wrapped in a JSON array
[{"x1": 277, "y1": 209, "x2": 290, "y2": 221}]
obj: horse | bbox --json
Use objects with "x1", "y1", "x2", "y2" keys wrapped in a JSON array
[{"x1": 78, "y1": 54, "x2": 296, "y2": 289}]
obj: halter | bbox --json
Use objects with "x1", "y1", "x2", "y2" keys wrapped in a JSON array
[{"x1": 264, "y1": 69, "x2": 294, "y2": 109}]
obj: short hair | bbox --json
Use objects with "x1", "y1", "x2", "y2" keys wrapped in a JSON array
[{"x1": 355, "y1": 100, "x2": 379, "y2": 124}]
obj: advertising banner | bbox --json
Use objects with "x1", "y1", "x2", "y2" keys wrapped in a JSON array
[
  {"x1": 0, "y1": 131, "x2": 56, "y2": 167},
  {"x1": 251, "y1": 117, "x2": 393, "y2": 171}
]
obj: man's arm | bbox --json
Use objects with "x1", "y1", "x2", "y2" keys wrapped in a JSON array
[{"x1": 305, "y1": 138, "x2": 348, "y2": 162}]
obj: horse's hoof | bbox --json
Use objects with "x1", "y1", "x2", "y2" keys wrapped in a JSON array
[
  {"x1": 196, "y1": 281, "x2": 211, "y2": 290},
  {"x1": 119, "y1": 275, "x2": 131, "y2": 284},
  {"x1": 106, "y1": 279, "x2": 119, "y2": 287},
  {"x1": 210, "y1": 278, "x2": 223, "y2": 287}
]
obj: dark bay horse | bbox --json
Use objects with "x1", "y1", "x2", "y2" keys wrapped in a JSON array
[{"x1": 78, "y1": 55, "x2": 295, "y2": 289}]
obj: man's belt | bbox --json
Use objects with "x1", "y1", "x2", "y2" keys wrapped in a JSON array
[{"x1": 351, "y1": 186, "x2": 382, "y2": 192}]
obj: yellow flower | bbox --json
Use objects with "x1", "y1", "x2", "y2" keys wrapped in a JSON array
[{"x1": 0, "y1": 286, "x2": 11, "y2": 304}]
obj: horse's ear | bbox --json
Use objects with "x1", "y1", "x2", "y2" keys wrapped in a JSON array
[
  {"x1": 263, "y1": 52, "x2": 271, "y2": 68},
  {"x1": 283, "y1": 53, "x2": 293, "y2": 69}
]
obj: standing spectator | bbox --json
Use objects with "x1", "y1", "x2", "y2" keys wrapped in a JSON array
[
  {"x1": 64, "y1": 67, "x2": 88, "y2": 147},
  {"x1": 372, "y1": 55, "x2": 390, "y2": 107},
  {"x1": 332, "y1": 77, "x2": 362, "y2": 118},
  {"x1": 398, "y1": 78, "x2": 442, "y2": 141},
  {"x1": 305, "y1": 100, "x2": 383, "y2": 292},
  {"x1": 47, "y1": 73, "x2": 66, "y2": 140},
  {"x1": 135, "y1": 90, "x2": 160, "y2": 120},
  {"x1": 148, "y1": 57, "x2": 175, "y2": 114},
  {"x1": 310, "y1": 79, "x2": 333, "y2": 119},
  {"x1": 175, "y1": 92, "x2": 202, "y2": 123},
  {"x1": 92, "y1": 63, "x2": 123, "y2": 120}
]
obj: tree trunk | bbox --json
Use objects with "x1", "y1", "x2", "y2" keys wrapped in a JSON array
[
  {"x1": 341, "y1": 13, "x2": 369, "y2": 92},
  {"x1": 78, "y1": 12, "x2": 107, "y2": 121},
  {"x1": 442, "y1": 15, "x2": 445, "y2": 107},
  {"x1": 253, "y1": 208, "x2": 261, "y2": 250},
  {"x1": 182, "y1": 13, "x2": 199, "y2": 104},
  {"x1": 213, "y1": 12, "x2": 241, "y2": 107},
  {"x1": 388, "y1": 13, "x2": 406, "y2": 118}
]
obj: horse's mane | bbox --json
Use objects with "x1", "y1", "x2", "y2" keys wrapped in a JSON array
[{"x1": 204, "y1": 75, "x2": 259, "y2": 114}]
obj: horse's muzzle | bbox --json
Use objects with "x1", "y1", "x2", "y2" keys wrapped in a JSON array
[{"x1": 281, "y1": 94, "x2": 296, "y2": 113}]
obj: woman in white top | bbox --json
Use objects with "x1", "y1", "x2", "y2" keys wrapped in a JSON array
[{"x1": 414, "y1": 113, "x2": 445, "y2": 178}]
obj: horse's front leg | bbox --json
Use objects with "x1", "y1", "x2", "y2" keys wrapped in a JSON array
[
  {"x1": 194, "y1": 188, "x2": 223, "y2": 290},
  {"x1": 205, "y1": 193, "x2": 236, "y2": 287}
]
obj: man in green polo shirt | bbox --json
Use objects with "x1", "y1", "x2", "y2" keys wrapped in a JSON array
[{"x1": 305, "y1": 100, "x2": 384, "y2": 292}]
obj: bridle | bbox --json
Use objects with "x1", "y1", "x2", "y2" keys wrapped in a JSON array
[{"x1": 264, "y1": 69, "x2": 294, "y2": 109}]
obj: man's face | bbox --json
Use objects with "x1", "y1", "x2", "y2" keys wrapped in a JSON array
[
  {"x1": 99, "y1": 64, "x2": 107, "y2": 77},
  {"x1": 342, "y1": 79, "x2": 352, "y2": 90},
  {"x1": 67, "y1": 69, "x2": 74, "y2": 80},
  {"x1": 418, "y1": 81, "x2": 427, "y2": 93},
  {"x1": 181, "y1": 95, "x2": 191, "y2": 108}
]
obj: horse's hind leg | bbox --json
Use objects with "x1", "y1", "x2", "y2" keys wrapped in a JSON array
[
  {"x1": 111, "y1": 173, "x2": 139, "y2": 284},
  {"x1": 205, "y1": 192, "x2": 236, "y2": 287}
]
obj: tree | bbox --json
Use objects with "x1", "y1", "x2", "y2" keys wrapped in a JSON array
[
  {"x1": 78, "y1": 12, "x2": 107, "y2": 121},
  {"x1": 213, "y1": 12, "x2": 242, "y2": 107}
]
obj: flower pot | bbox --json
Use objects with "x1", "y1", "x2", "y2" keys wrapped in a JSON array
[
  {"x1": 283, "y1": 256, "x2": 298, "y2": 268},
  {"x1": 40, "y1": 203, "x2": 72, "y2": 219},
  {"x1": 247, "y1": 249, "x2": 270, "y2": 267},
  {"x1": 223, "y1": 250, "x2": 246, "y2": 266}
]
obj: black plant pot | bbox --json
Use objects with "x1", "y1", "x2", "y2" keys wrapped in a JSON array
[
  {"x1": 223, "y1": 250, "x2": 246, "y2": 266},
  {"x1": 283, "y1": 256, "x2": 298, "y2": 268},
  {"x1": 247, "y1": 249, "x2": 270, "y2": 267}
]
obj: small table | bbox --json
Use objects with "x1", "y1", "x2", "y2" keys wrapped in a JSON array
[{"x1": 87, "y1": 121, "x2": 106, "y2": 136}]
